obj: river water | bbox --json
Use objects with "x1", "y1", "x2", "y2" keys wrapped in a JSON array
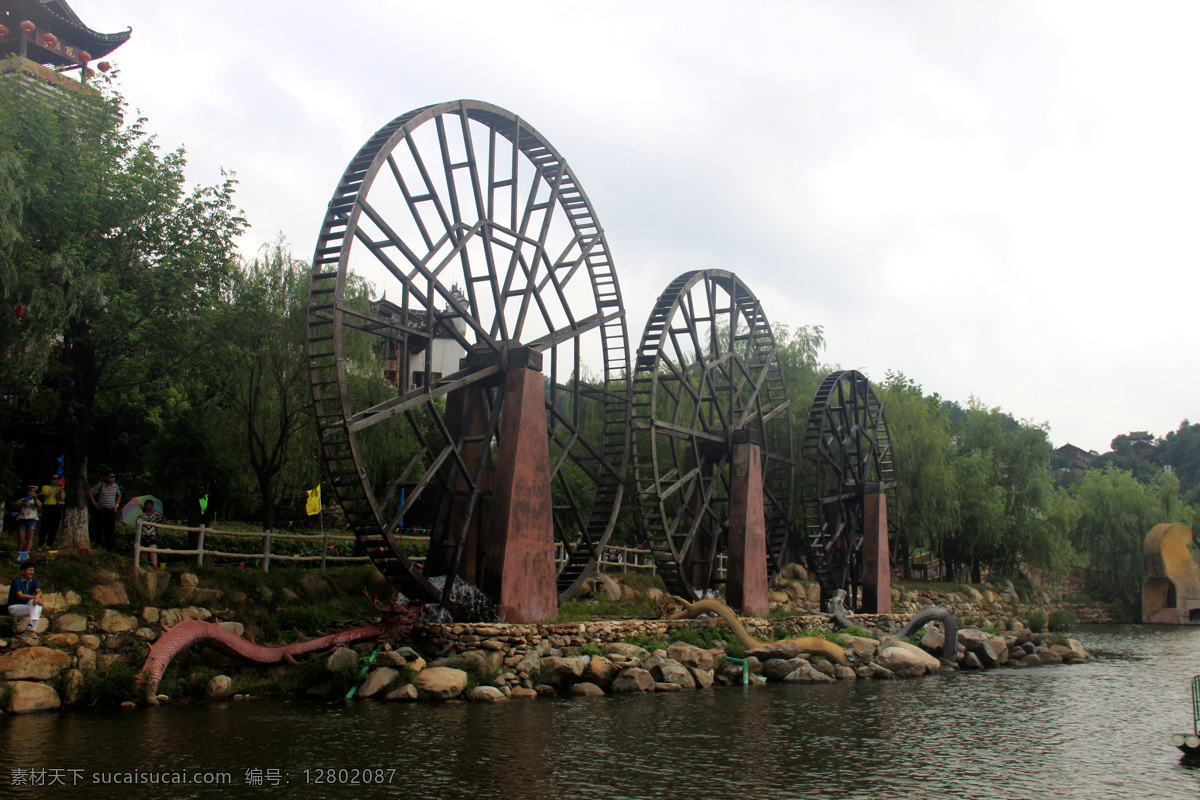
[{"x1": 2, "y1": 624, "x2": 1199, "y2": 799}]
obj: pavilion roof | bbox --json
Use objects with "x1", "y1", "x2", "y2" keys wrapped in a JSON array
[{"x1": 0, "y1": 0, "x2": 131, "y2": 67}]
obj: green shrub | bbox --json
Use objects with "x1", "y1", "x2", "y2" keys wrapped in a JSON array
[
  {"x1": 1047, "y1": 609, "x2": 1077, "y2": 632},
  {"x1": 621, "y1": 634, "x2": 666, "y2": 653},
  {"x1": 0, "y1": 616, "x2": 16, "y2": 637},
  {"x1": 1051, "y1": 633, "x2": 1070, "y2": 647},
  {"x1": 78, "y1": 663, "x2": 140, "y2": 707},
  {"x1": 580, "y1": 643, "x2": 605, "y2": 657},
  {"x1": 1027, "y1": 610, "x2": 1047, "y2": 633}
]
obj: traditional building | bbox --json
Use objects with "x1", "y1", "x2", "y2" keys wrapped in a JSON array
[
  {"x1": 370, "y1": 286, "x2": 468, "y2": 392},
  {"x1": 0, "y1": 0, "x2": 130, "y2": 93},
  {"x1": 1053, "y1": 443, "x2": 1093, "y2": 471}
]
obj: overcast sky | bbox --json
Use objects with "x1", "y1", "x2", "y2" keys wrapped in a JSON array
[{"x1": 78, "y1": 1, "x2": 1200, "y2": 454}]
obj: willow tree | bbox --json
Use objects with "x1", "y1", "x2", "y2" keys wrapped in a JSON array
[{"x1": 0, "y1": 71, "x2": 245, "y2": 547}]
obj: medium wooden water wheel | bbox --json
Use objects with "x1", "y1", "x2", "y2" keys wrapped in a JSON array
[
  {"x1": 800, "y1": 370, "x2": 896, "y2": 609},
  {"x1": 306, "y1": 100, "x2": 631, "y2": 619},
  {"x1": 631, "y1": 270, "x2": 794, "y2": 600}
]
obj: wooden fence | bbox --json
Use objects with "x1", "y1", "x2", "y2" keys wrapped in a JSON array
[{"x1": 134, "y1": 520, "x2": 690, "y2": 577}]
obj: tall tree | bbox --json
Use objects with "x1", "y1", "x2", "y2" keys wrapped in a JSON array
[
  {"x1": 206, "y1": 243, "x2": 311, "y2": 532},
  {"x1": 0, "y1": 74, "x2": 245, "y2": 546}
]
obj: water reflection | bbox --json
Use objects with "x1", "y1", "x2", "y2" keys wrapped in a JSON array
[{"x1": 3, "y1": 627, "x2": 1200, "y2": 799}]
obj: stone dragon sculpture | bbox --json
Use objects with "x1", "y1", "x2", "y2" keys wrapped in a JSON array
[
  {"x1": 660, "y1": 596, "x2": 848, "y2": 664},
  {"x1": 135, "y1": 595, "x2": 423, "y2": 704}
]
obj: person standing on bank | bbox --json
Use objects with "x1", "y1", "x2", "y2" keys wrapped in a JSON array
[
  {"x1": 38, "y1": 475, "x2": 64, "y2": 550},
  {"x1": 136, "y1": 499, "x2": 164, "y2": 570},
  {"x1": 88, "y1": 472, "x2": 121, "y2": 550},
  {"x1": 13, "y1": 485, "x2": 41, "y2": 561},
  {"x1": 8, "y1": 562, "x2": 43, "y2": 637}
]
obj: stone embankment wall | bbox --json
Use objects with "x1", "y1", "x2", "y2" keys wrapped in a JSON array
[{"x1": 0, "y1": 568, "x2": 1106, "y2": 712}]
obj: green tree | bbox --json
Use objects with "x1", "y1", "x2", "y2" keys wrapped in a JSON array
[
  {"x1": 204, "y1": 242, "x2": 313, "y2": 531},
  {"x1": 878, "y1": 372, "x2": 956, "y2": 576},
  {"x1": 1072, "y1": 468, "x2": 1187, "y2": 606},
  {"x1": 0, "y1": 71, "x2": 245, "y2": 546}
]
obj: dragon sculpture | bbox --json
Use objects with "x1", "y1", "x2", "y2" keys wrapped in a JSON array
[
  {"x1": 660, "y1": 595, "x2": 848, "y2": 664},
  {"x1": 136, "y1": 595, "x2": 423, "y2": 704}
]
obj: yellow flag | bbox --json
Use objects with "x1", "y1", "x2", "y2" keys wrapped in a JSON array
[{"x1": 306, "y1": 486, "x2": 321, "y2": 516}]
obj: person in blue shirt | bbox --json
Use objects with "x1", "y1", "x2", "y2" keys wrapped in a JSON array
[{"x1": 7, "y1": 562, "x2": 42, "y2": 637}]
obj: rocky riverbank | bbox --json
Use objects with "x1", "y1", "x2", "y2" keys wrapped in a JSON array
[{"x1": 0, "y1": 560, "x2": 1102, "y2": 713}]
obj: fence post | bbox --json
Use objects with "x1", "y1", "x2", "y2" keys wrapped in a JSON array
[
  {"x1": 196, "y1": 524, "x2": 205, "y2": 567},
  {"x1": 320, "y1": 527, "x2": 329, "y2": 574},
  {"x1": 262, "y1": 529, "x2": 272, "y2": 573},
  {"x1": 133, "y1": 519, "x2": 142, "y2": 569}
]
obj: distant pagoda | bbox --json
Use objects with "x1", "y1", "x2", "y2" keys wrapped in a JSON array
[{"x1": 0, "y1": 0, "x2": 130, "y2": 91}]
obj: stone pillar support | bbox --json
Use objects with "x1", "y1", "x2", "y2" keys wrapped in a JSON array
[
  {"x1": 726, "y1": 431, "x2": 769, "y2": 617},
  {"x1": 481, "y1": 348, "x2": 558, "y2": 623},
  {"x1": 861, "y1": 488, "x2": 891, "y2": 614}
]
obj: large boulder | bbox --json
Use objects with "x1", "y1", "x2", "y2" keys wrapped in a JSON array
[
  {"x1": 0, "y1": 646, "x2": 71, "y2": 680},
  {"x1": 325, "y1": 647, "x2": 359, "y2": 673},
  {"x1": 746, "y1": 640, "x2": 812, "y2": 661},
  {"x1": 385, "y1": 684, "x2": 419, "y2": 702},
  {"x1": 666, "y1": 642, "x2": 715, "y2": 671},
  {"x1": 90, "y1": 582, "x2": 128, "y2": 606},
  {"x1": 593, "y1": 572, "x2": 623, "y2": 601},
  {"x1": 432, "y1": 649, "x2": 505, "y2": 676},
  {"x1": 205, "y1": 675, "x2": 234, "y2": 699},
  {"x1": 7, "y1": 681, "x2": 61, "y2": 714},
  {"x1": 875, "y1": 645, "x2": 933, "y2": 678},
  {"x1": 540, "y1": 656, "x2": 586, "y2": 688},
  {"x1": 690, "y1": 667, "x2": 715, "y2": 688},
  {"x1": 763, "y1": 657, "x2": 807, "y2": 682},
  {"x1": 98, "y1": 610, "x2": 138, "y2": 633},
  {"x1": 297, "y1": 574, "x2": 334, "y2": 600},
  {"x1": 881, "y1": 640, "x2": 940, "y2": 673},
  {"x1": 611, "y1": 667, "x2": 655, "y2": 693},
  {"x1": 358, "y1": 668, "x2": 398, "y2": 699},
  {"x1": 1063, "y1": 639, "x2": 1090, "y2": 662},
  {"x1": 655, "y1": 658, "x2": 695, "y2": 689},
  {"x1": 417, "y1": 667, "x2": 468, "y2": 700},
  {"x1": 843, "y1": 635, "x2": 878, "y2": 658},
  {"x1": 469, "y1": 686, "x2": 509, "y2": 703},
  {"x1": 783, "y1": 661, "x2": 835, "y2": 683},
  {"x1": 75, "y1": 647, "x2": 97, "y2": 673},
  {"x1": 957, "y1": 629, "x2": 1001, "y2": 668},
  {"x1": 585, "y1": 656, "x2": 617, "y2": 688},
  {"x1": 605, "y1": 642, "x2": 650, "y2": 662},
  {"x1": 570, "y1": 682, "x2": 606, "y2": 697},
  {"x1": 55, "y1": 614, "x2": 87, "y2": 634}
]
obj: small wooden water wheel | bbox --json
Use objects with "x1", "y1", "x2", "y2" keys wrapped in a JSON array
[
  {"x1": 631, "y1": 270, "x2": 794, "y2": 600},
  {"x1": 800, "y1": 369, "x2": 896, "y2": 609}
]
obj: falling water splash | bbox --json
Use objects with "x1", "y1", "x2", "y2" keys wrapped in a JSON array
[{"x1": 419, "y1": 575, "x2": 500, "y2": 623}]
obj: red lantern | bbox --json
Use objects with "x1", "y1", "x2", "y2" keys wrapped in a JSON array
[
  {"x1": 15, "y1": 305, "x2": 25, "y2": 320},
  {"x1": 0, "y1": 25, "x2": 10, "y2": 38},
  {"x1": 40, "y1": 32, "x2": 56, "y2": 47},
  {"x1": 97, "y1": 61, "x2": 111, "y2": 73},
  {"x1": 19, "y1": 20, "x2": 34, "y2": 35},
  {"x1": 78, "y1": 50, "x2": 91, "y2": 62}
]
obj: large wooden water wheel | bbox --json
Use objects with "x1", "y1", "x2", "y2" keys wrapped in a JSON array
[
  {"x1": 306, "y1": 100, "x2": 631, "y2": 620},
  {"x1": 631, "y1": 270, "x2": 793, "y2": 600}
]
